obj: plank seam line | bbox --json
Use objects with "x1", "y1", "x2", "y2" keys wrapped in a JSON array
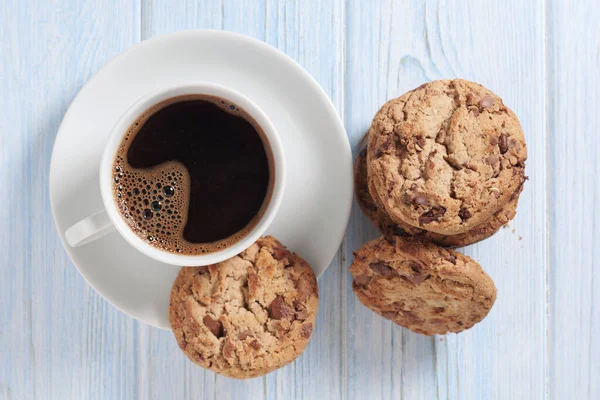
[
  {"x1": 543, "y1": 0, "x2": 551, "y2": 398},
  {"x1": 340, "y1": 0, "x2": 348, "y2": 399}
]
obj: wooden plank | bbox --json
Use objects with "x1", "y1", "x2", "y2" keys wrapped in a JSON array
[
  {"x1": 547, "y1": 0, "x2": 600, "y2": 398},
  {"x1": 344, "y1": 0, "x2": 547, "y2": 399},
  {"x1": 427, "y1": 2, "x2": 548, "y2": 398},
  {"x1": 0, "y1": 0, "x2": 141, "y2": 399},
  {"x1": 344, "y1": 2, "x2": 439, "y2": 399},
  {"x1": 262, "y1": 1, "x2": 346, "y2": 399}
]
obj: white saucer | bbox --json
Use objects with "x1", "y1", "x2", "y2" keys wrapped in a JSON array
[{"x1": 50, "y1": 30, "x2": 352, "y2": 330}]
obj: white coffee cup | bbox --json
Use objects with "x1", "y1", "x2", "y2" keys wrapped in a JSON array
[{"x1": 65, "y1": 83, "x2": 286, "y2": 266}]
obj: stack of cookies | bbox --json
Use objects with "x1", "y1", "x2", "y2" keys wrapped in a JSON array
[{"x1": 351, "y1": 79, "x2": 527, "y2": 335}]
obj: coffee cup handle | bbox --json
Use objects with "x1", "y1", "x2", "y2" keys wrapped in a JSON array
[{"x1": 65, "y1": 210, "x2": 116, "y2": 247}]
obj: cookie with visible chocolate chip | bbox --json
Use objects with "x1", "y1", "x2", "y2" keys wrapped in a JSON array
[
  {"x1": 169, "y1": 236, "x2": 318, "y2": 379},
  {"x1": 366, "y1": 79, "x2": 527, "y2": 235},
  {"x1": 350, "y1": 236, "x2": 496, "y2": 335},
  {"x1": 354, "y1": 136, "x2": 523, "y2": 247}
]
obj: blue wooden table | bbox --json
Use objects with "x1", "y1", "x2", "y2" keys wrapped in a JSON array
[{"x1": 1, "y1": 0, "x2": 598, "y2": 399}]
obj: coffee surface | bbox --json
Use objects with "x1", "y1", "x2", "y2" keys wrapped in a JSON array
[{"x1": 112, "y1": 95, "x2": 272, "y2": 255}]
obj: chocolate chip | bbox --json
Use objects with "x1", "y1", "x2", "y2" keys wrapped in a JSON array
[
  {"x1": 353, "y1": 274, "x2": 372, "y2": 286},
  {"x1": 458, "y1": 208, "x2": 472, "y2": 221},
  {"x1": 419, "y1": 215, "x2": 434, "y2": 224},
  {"x1": 237, "y1": 330, "x2": 253, "y2": 340},
  {"x1": 301, "y1": 323, "x2": 313, "y2": 339},
  {"x1": 268, "y1": 296, "x2": 294, "y2": 320},
  {"x1": 374, "y1": 138, "x2": 392, "y2": 158},
  {"x1": 272, "y1": 245, "x2": 291, "y2": 261},
  {"x1": 457, "y1": 321, "x2": 464, "y2": 326},
  {"x1": 419, "y1": 206, "x2": 446, "y2": 224},
  {"x1": 412, "y1": 194, "x2": 429, "y2": 206},
  {"x1": 196, "y1": 265, "x2": 209, "y2": 275},
  {"x1": 249, "y1": 339, "x2": 261, "y2": 350},
  {"x1": 296, "y1": 274, "x2": 314, "y2": 301},
  {"x1": 468, "y1": 106, "x2": 480, "y2": 116},
  {"x1": 369, "y1": 262, "x2": 396, "y2": 277},
  {"x1": 415, "y1": 136, "x2": 426, "y2": 149},
  {"x1": 381, "y1": 311, "x2": 396, "y2": 319},
  {"x1": 430, "y1": 205, "x2": 446, "y2": 217},
  {"x1": 499, "y1": 134, "x2": 508, "y2": 154},
  {"x1": 407, "y1": 262, "x2": 420, "y2": 273},
  {"x1": 295, "y1": 303, "x2": 310, "y2": 320},
  {"x1": 222, "y1": 340, "x2": 234, "y2": 358},
  {"x1": 486, "y1": 154, "x2": 499, "y2": 165},
  {"x1": 407, "y1": 273, "x2": 430, "y2": 285},
  {"x1": 446, "y1": 254, "x2": 457, "y2": 264},
  {"x1": 480, "y1": 95, "x2": 495, "y2": 109},
  {"x1": 203, "y1": 315, "x2": 223, "y2": 338},
  {"x1": 397, "y1": 143, "x2": 410, "y2": 159},
  {"x1": 434, "y1": 307, "x2": 445, "y2": 313},
  {"x1": 444, "y1": 154, "x2": 464, "y2": 170}
]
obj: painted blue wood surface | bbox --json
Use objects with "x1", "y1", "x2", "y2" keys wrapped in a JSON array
[{"x1": 0, "y1": 0, "x2": 598, "y2": 399}]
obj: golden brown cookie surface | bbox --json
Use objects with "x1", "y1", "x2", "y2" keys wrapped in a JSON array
[
  {"x1": 169, "y1": 236, "x2": 318, "y2": 379},
  {"x1": 354, "y1": 138, "x2": 522, "y2": 247},
  {"x1": 350, "y1": 236, "x2": 496, "y2": 335},
  {"x1": 366, "y1": 79, "x2": 527, "y2": 235}
]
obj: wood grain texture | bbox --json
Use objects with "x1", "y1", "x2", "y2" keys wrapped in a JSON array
[
  {"x1": 0, "y1": 0, "x2": 597, "y2": 399},
  {"x1": 547, "y1": 1, "x2": 600, "y2": 399},
  {"x1": 0, "y1": 1, "x2": 141, "y2": 399}
]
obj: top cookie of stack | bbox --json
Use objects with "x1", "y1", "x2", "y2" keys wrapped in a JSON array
[{"x1": 366, "y1": 79, "x2": 527, "y2": 236}]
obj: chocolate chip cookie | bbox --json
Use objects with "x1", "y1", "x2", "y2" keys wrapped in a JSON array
[
  {"x1": 169, "y1": 236, "x2": 319, "y2": 379},
  {"x1": 350, "y1": 236, "x2": 496, "y2": 335},
  {"x1": 367, "y1": 79, "x2": 527, "y2": 235},
  {"x1": 355, "y1": 137, "x2": 522, "y2": 247}
]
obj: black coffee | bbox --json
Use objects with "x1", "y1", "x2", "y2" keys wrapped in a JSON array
[{"x1": 112, "y1": 95, "x2": 273, "y2": 255}]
